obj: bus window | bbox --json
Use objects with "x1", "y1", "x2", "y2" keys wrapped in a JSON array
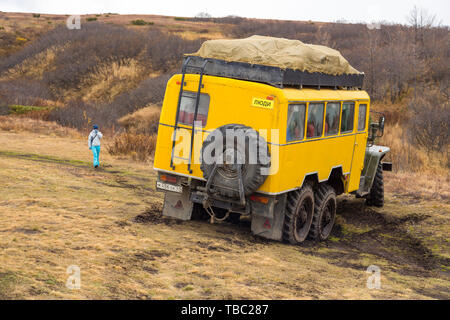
[
  {"x1": 178, "y1": 91, "x2": 210, "y2": 126},
  {"x1": 341, "y1": 102, "x2": 355, "y2": 133},
  {"x1": 287, "y1": 104, "x2": 306, "y2": 142},
  {"x1": 358, "y1": 104, "x2": 367, "y2": 131},
  {"x1": 307, "y1": 103, "x2": 324, "y2": 138},
  {"x1": 325, "y1": 102, "x2": 340, "y2": 136}
]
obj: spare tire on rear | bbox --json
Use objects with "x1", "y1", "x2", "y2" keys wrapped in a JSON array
[{"x1": 200, "y1": 124, "x2": 271, "y2": 199}]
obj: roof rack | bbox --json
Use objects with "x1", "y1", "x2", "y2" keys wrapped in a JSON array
[{"x1": 183, "y1": 55, "x2": 364, "y2": 90}]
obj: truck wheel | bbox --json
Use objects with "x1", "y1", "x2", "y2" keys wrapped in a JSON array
[
  {"x1": 366, "y1": 162, "x2": 384, "y2": 207},
  {"x1": 282, "y1": 184, "x2": 314, "y2": 244},
  {"x1": 200, "y1": 124, "x2": 270, "y2": 199},
  {"x1": 308, "y1": 183, "x2": 336, "y2": 241}
]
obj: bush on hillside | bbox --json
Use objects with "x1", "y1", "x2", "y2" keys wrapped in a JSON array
[
  {"x1": 47, "y1": 73, "x2": 171, "y2": 130},
  {"x1": 131, "y1": 19, "x2": 153, "y2": 26},
  {"x1": 118, "y1": 105, "x2": 160, "y2": 134},
  {"x1": 107, "y1": 133, "x2": 157, "y2": 161},
  {"x1": 408, "y1": 89, "x2": 449, "y2": 153}
]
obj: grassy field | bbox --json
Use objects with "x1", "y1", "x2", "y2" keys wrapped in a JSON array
[{"x1": 0, "y1": 126, "x2": 448, "y2": 300}]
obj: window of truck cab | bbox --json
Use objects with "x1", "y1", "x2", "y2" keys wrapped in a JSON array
[
  {"x1": 178, "y1": 91, "x2": 210, "y2": 127},
  {"x1": 340, "y1": 102, "x2": 355, "y2": 133},
  {"x1": 357, "y1": 103, "x2": 367, "y2": 131}
]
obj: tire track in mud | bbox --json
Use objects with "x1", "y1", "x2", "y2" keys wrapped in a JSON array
[
  {"x1": 131, "y1": 196, "x2": 449, "y2": 293},
  {"x1": 307, "y1": 199, "x2": 450, "y2": 282}
]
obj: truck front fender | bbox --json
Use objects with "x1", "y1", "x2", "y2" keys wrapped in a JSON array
[{"x1": 356, "y1": 145, "x2": 390, "y2": 197}]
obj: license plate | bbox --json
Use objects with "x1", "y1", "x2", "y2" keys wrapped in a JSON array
[{"x1": 156, "y1": 181, "x2": 182, "y2": 193}]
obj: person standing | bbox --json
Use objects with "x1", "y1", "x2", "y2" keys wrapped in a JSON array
[{"x1": 88, "y1": 124, "x2": 103, "y2": 168}]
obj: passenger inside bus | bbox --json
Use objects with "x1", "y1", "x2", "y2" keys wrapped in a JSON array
[
  {"x1": 307, "y1": 114, "x2": 315, "y2": 138},
  {"x1": 325, "y1": 103, "x2": 340, "y2": 135},
  {"x1": 286, "y1": 104, "x2": 305, "y2": 142},
  {"x1": 307, "y1": 103, "x2": 324, "y2": 138}
]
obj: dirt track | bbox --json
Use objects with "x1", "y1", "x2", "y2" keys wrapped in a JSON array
[{"x1": 0, "y1": 131, "x2": 448, "y2": 299}]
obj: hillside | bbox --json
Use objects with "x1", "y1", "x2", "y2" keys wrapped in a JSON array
[{"x1": 0, "y1": 11, "x2": 449, "y2": 300}]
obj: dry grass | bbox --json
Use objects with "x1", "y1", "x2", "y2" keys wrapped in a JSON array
[
  {"x1": 0, "y1": 130, "x2": 448, "y2": 299},
  {"x1": 1, "y1": 46, "x2": 60, "y2": 80},
  {"x1": 107, "y1": 133, "x2": 157, "y2": 162},
  {"x1": 385, "y1": 171, "x2": 449, "y2": 202},
  {"x1": 379, "y1": 123, "x2": 448, "y2": 173},
  {"x1": 118, "y1": 105, "x2": 161, "y2": 134},
  {"x1": 0, "y1": 116, "x2": 81, "y2": 138},
  {"x1": 79, "y1": 59, "x2": 145, "y2": 102},
  {"x1": 107, "y1": 105, "x2": 161, "y2": 161},
  {"x1": 176, "y1": 30, "x2": 226, "y2": 40}
]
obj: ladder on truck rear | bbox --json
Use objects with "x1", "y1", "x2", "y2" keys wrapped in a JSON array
[{"x1": 169, "y1": 57, "x2": 209, "y2": 174}]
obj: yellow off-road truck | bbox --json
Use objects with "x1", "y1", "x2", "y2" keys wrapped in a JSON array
[{"x1": 154, "y1": 36, "x2": 391, "y2": 244}]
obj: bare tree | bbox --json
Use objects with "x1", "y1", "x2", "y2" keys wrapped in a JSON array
[
  {"x1": 314, "y1": 30, "x2": 335, "y2": 48},
  {"x1": 195, "y1": 12, "x2": 212, "y2": 19},
  {"x1": 408, "y1": 6, "x2": 437, "y2": 35},
  {"x1": 408, "y1": 88, "x2": 449, "y2": 153}
]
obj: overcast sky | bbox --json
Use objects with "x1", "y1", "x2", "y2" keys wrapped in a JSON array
[{"x1": 1, "y1": 0, "x2": 449, "y2": 26}]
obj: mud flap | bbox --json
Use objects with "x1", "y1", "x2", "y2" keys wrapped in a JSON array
[
  {"x1": 250, "y1": 194, "x2": 286, "y2": 241},
  {"x1": 162, "y1": 188, "x2": 193, "y2": 221}
]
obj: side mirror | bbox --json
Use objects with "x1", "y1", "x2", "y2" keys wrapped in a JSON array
[{"x1": 368, "y1": 113, "x2": 386, "y2": 146}]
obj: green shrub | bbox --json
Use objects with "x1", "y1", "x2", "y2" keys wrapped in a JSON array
[
  {"x1": 86, "y1": 17, "x2": 97, "y2": 22},
  {"x1": 131, "y1": 19, "x2": 153, "y2": 26},
  {"x1": 32, "y1": 14, "x2": 40, "y2": 18},
  {"x1": 174, "y1": 17, "x2": 188, "y2": 21},
  {"x1": 9, "y1": 105, "x2": 46, "y2": 114}
]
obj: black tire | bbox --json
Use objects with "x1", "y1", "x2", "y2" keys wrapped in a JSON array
[
  {"x1": 283, "y1": 185, "x2": 314, "y2": 244},
  {"x1": 200, "y1": 124, "x2": 270, "y2": 199},
  {"x1": 308, "y1": 183, "x2": 336, "y2": 241},
  {"x1": 366, "y1": 162, "x2": 384, "y2": 207}
]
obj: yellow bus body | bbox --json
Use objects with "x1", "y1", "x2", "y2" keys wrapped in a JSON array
[{"x1": 154, "y1": 74, "x2": 370, "y2": 195}]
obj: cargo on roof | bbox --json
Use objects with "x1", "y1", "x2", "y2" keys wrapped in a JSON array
[{"x1": 189, "y1": 35, "x2": 362, "y2": 76}]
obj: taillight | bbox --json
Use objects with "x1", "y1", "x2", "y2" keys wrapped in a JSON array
[
  {"x1": 249, "y1": 195, "x2": 269, "y2": 204},
  {"x1": 160, "y1": 174, "x2": 178, "y2": 184}
]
